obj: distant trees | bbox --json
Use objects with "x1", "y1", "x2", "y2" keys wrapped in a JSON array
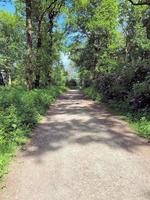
[
  {"x1": 0, "y1": 0, "x2": 67, "y2": 88},
  {"x1": 0, "y1": 11, "x2": 24, "y2": 86},
  {"x1": 0, "y1": 0, "x2": 150, "y2": 97}
]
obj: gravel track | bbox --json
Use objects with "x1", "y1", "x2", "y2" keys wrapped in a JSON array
[{"x1": 0, "y1": 90, "x2": 150, "y2": 200}]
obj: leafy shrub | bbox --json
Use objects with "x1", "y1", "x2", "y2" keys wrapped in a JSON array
[
  {"x1": 132, "y1": 116, "x2": 150, "y2": 138},
  {"x1": 129, "y1": 80, "x2": 150, "y2": 109},
  {"x1": 83, "y1": 87, "x2": 102, "y2": 102},
  {"x1": 93, "y1": 61, "x2": 150, "y2": 110}
]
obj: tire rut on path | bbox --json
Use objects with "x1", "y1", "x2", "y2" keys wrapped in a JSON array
[{"x1": 0, "y1": 90, "x2": 150, "y2": 200}]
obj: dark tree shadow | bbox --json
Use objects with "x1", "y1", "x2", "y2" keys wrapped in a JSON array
[{"x1": 21, "y1": 90, "x2": 150, "y2": 162}]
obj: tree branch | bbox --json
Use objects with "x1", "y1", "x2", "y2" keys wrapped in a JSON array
[
  {"x1": 128, "y1": 0, "x2": 150, "y2": 6},
  {"x1": 39, "y1": 0, "x2": 58, "y2": 23}
]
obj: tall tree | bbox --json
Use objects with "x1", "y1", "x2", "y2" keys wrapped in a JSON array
[{"x1": 25, "y1": 0, "x2": 33, "y2": 89}]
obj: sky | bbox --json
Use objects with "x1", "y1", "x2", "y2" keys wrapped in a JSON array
[
  {"x1": 0, "y1": 1, "x2": 72, "y2": 71},
  {"x1": 60, "y1": 52, "x2": 71, "y2": 70},
  {"x1": 0, "y1": 1, "x2": 15, "y2": 13}
]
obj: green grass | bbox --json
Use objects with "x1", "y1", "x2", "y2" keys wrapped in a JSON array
[
  {"x1": 0, "y1": 85, "x2": 66, "y2": 180},
  {"x1": 82, "y1": 87, "x2": 150, "y2": 140}
]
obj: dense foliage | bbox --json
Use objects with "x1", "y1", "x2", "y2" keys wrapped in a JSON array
[
  {"x1": 0, "y1": 0, "x2": 67, "y2": 88},
  {"x1": 0, "y1": 85, "x2": 65, "y2": 179},
  {"x1": 66, "y1": 0, "x2": 150, "y2": 137}
]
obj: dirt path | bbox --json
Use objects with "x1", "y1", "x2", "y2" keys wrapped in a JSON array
[{"x1": 0, "y1": 90, "x2": 150, "y2": 200}]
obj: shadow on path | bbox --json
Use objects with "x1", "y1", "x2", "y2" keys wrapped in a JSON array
[{"x1": 22, "y1": 90, "x2": 150, "y2": 160}]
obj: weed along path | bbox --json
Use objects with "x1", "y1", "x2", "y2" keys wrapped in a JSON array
[{"x1": 0, "y1": 90, "x2": 150, "y2": 200}]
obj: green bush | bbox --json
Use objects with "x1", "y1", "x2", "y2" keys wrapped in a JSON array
[
  {"x1": 0, "y1": 85, "x2": 65, "y2": 180},
  {"x1": 83, "y1": 87, "x2": 102, "y2": 102},
  {"x1": 93, "y1": 61, "x2": 150, "y2": 109}
]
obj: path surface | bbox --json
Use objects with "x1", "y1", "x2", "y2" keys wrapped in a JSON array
[{"x1": 0, "y1": 90, "x2": 150, "y2": 200}]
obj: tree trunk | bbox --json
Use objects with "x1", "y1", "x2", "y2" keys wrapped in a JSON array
[
  {"x1": 34, "y1": 25, "x2": 42, "y2": 88},
  {"x1": 8, "y1": 71, "x2": 11, "y2": 86},
  {"x1": 25, "y1": 0, "x2": 33, "y2": 90},
  {"x1": 45, "y1": 17, "x2": 54, "y2": 87},
  {"x1": 0, "y1": 72, "x2": 5, "y2": 86}
]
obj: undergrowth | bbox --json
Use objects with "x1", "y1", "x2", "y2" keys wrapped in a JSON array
[{"x1": 0, "y1": 85, "x2": 66, "y2": 180}]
